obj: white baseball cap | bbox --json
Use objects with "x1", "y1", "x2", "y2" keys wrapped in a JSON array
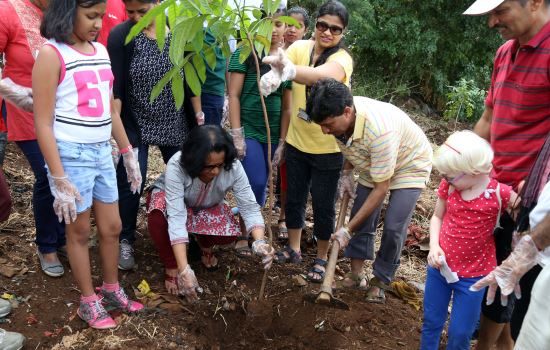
[{"x1": 463, "y1": 0, "x2": 506, "y2": 15}]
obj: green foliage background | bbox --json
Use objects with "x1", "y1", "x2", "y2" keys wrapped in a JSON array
[{"x1": 291, "y1": 0, "x2": 503, "y2": 111}]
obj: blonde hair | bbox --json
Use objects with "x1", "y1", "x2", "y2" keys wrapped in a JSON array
[{"x1": 433, "y1": 130, "x2": 493, "y2": 175}]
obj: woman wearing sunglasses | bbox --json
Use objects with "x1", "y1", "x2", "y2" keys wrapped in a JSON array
[
  {"x1": 145, "y1": 126, "x2": 274, "y2": 297},
  {"x1": 261, "y1": 0, "x2": 353, "y2": 283}
]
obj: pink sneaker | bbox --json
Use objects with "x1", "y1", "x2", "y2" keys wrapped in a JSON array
[
  {"x1": 99, "y1": 287, "x2": 144, "y2": 313},
  {"x1": 77, "y1": 298, "x2": 117, "y2": 329}
]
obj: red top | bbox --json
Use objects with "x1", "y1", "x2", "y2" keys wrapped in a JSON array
[
  {"x1": 438, "y1": 179, "x2": 512, "y2": 278},
  {"x1": 96, "y1": 0, "x2": 127, "y2": 47},
  {"x1": 485, "y1": 21, "x2": 550, "y2": 189},
  {"x1": 0, "y1": 0, "x2": 45, "y2": 141}
]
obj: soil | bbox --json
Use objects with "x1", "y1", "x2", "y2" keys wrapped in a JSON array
[{"x1": 0, "y1": 107, "x2": 466, "y2": 349}]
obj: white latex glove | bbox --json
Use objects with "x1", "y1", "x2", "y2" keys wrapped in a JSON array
[
  {"x1": 470, "y1": 235, "x2": 539, "y2": 306},
  {"x1": 0, "y1": 77, "x2": 33, "y2": 112},
  {"x1": 427, "y1": 244, "x2": 445, "y2": 269},
  {"x1": 338, "y1": 169, "x2": 356, "y2": 199},
  {"x1": 195, "y1": 111, "x2": 205, "y2": 126},
  {"x1": 262, "y1": 47, "x2": 297, "y2": 82},
  {"x1": 47, "y1": 174, "x2": 83, "y2": 223},
  {"x1": 122, "y1": 147, "x2": 142, "y2": 194},
  {"x1": 177, "y1": 265, "x2": 201, "y2": 302},
  {"x1": 109, "y1": 138, "x2": 120, "y2": 168},
  {"x1": 331, "y1": 226, "x2": 352, "y2": 250},
  {"x1": 272, "y1": 139, "x2": 285, "y2": 167},
  {"x1": 251, "y1": 239, "x2": 275, "y2": 270},
  {"x1": 259, "y1": 70, "x2": 282, "y2": 97},
  {"x1": 229, "y1": 127, "x2": 246, "y2": 159}
]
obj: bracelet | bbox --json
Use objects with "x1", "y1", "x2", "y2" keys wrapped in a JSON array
[{"x1": 119, "y1": 144, "x2": 133, "y2": 155}]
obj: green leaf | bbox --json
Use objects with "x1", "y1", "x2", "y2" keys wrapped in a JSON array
[
  {"x1": 167, "y1": 2, "x2": 178, "y2": 28},
  {"x1": 192, "y1": 53, "x2": 206, "y2": 83},
  {"x1": 238, "y1": 44, "x2": 252, "y2": 64},
  {"x1": 171, "y1": 71, "x2": 185, "y2": 109},
  {"x1": 181, "y1": 0, "x2": 202, "y2": 14},
  {"x1": 184, "y1": 62, "x2": 202, "y2": 96},
  {"x1": 150, "y1": 66, "x2": 179, "y2": 103},
  {"x1": 197, "y1": 0, "x2": 212, "y2": 14},
  {"x1": 155, "y1": 13, "x2": 166, "y2": 52},
  {"x1": 191, "y1": 21, "x2": 205, "y2": 52},
  {"x1": 262, "y1": 0, "x2": 270, "y2": 14},
  {"x1": 276, "y1": 15, "x2": 300, "y2": 28},
  {"x1": 204, "y1": 47, "x2": 217, "y2": 70},
  {"x1": 125, "y1": 0, "x2": 172, "y2": 44},
  {"x1": 254, "y1": 34, "x2": 269, "y2": 51},
  {"x1": 170, "y1": 17, "x2": 196, "y2": 65},
  {"x1": 252, "y1": 8, "x2": 263, "y2": 20}
]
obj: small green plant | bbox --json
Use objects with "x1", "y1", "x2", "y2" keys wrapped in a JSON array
[{"x1": 443, "y1": 78, "x2": 486, "y2": 123}]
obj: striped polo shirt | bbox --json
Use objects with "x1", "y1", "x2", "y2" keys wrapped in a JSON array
[
  {"x1": 336, "y1": 96, "x2": 433, "y2": 189},
  {"x1": 485, "y1": 20, "x2": 550, "y2": 188}
]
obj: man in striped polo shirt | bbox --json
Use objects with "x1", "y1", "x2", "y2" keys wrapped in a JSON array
[
  {"x1": 305, "y1": 78, "x2": 433, "y2": 303},
  {"x1": 464, "y1": 0, "x2": 550, "y2": 348}
]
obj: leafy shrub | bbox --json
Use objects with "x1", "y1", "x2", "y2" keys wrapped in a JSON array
[{"x1": 443, "y1": 78, "x2": 486, "y2": 123}]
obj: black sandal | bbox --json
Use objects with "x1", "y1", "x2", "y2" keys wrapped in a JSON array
[
  {"x1": 274, "y1": 245, "x2": 302, "y2": 264},
  {"x1": 234, "y1": 235, "x2": 253, "y2": 258},
  {"x1": 306, "y1": 258, "x2": 327, "y2": 283}
]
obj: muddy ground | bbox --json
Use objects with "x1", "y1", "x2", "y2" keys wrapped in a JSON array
[{"x1": 0, "y1": 104, "x2": 464, "y2": 349}]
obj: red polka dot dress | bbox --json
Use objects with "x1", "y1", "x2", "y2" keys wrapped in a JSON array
[{"x1": 437, "y1": 179, "x2": 512, "y2": 278}]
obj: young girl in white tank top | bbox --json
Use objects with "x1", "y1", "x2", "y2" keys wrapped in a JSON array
[{"x1": 33, "y1": 0, "x2": 143, "y2": 329}]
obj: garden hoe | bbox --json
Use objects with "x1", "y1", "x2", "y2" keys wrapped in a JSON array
[{"x1": 303, "y1": 194, "x2": 351, "y2": 310}]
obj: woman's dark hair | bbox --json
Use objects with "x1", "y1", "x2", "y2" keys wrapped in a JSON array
[
  {"x1": 41, "y1": 0, "x2": 106, "y2": 44},
  {"x1": 288, "y1": 6, "x2": 310, "y2": 29},
  {"x1": 179, "y1": 125, "x2": 237, "y2": 178},
  {"x1": 314, "y1": 0, "x2": 349, "y2": 67}
]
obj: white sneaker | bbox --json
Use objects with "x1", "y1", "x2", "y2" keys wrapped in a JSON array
[{"x1": 0, "y1": 328, "x2": 25, "y2": 350}]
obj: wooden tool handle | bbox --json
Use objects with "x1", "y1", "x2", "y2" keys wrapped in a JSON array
[{"x1": 320, "y1": 194, "x2": 350, "y2": 292}]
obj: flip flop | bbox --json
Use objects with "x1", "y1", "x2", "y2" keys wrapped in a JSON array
[
  {"x1": 333, "y1": 272, "x2": 368, "y2": 290},
  {"x1": 365, "y1": 286, "x2": 386, "y2": 304}
]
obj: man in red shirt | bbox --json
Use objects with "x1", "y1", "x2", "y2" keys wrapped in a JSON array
[
  {"x1": 96, "y1": 0, "x2": 127, "y2": 46},
  {"x1": 464, "y1": 0, "x2": 550, "y2": 348}
]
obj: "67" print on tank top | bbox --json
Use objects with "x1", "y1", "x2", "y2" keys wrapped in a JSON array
[{"x1": 73, "y1": 68, "x2": 113, "y2": 117}]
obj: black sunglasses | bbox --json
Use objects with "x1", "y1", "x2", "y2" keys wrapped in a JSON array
[{"x1": 315, "y1": 20, "x2": 343, "y2": 35}]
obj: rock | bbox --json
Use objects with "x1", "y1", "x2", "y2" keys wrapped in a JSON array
[{"x1": 292, "y1": 275, "x2": 307, "y2": 287}]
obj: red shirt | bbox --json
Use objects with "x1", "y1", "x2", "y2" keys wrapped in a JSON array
[
  {"x1": 96, "y1": 0, "x2": 127, "y2": 46},
  {"x1": 485, "y1": 21, "x2": 550, "y2": 189},
  {"x1": 0, "y1": 0, "x2": 45, "y2": 141},
  {"x1": 438, "y1": 179, "x2": 512, "y2": 278}
]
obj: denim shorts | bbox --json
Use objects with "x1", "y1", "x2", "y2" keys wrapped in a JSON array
[{"x1": 54, "y1": 140, "x2": 118, "y2": 213}]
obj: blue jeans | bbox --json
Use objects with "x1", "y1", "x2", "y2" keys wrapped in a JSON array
[
  {"x1": 421, "y1": 266, "x2": 485, "y2": 350},
  {"x1": 117, "y1": 144, "x2": 179, "y2": 243},
  {"x1": 240, "y1": 138, "x2": 277, "y2": 207},
  {"x1": 55, "y1": 140, "x2": 118, "y2": 213},
  {"x1": 201, "y1": 93, "x2": 224, "y2": 125},
  {"x1": 16, "y1": 140, "x2": 65, "y2": 253}
]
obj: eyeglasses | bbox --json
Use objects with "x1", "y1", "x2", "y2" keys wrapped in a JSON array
[
  {"x1": 203, "y1": 163, "x2": 224, "y2": 171},
  {"x1": 442, "y1": 173, "x2": 466, "y2": 184},
  {"x1": 315, "y1": 20, "x2": 343, "y2": 35}
]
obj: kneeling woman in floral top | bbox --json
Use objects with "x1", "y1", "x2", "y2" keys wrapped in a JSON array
[{"x1": 146, "y1": 125, "x2": 275, "y2": 298}]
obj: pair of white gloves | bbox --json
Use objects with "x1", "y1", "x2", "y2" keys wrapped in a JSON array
[
  {"x1": 48, "y1": 148, "x2": 142, "y2": 223},
  {"x1": 229, "y1": 48, "x2": 297, "y2": 162},
  {"x1": 177, "y1": 239, "x2": 275, "y2": 302}
]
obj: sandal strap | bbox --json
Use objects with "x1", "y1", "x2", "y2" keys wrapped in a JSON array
[
  {"x1": 274, "y1": 246, "x2": 302, "y2": 264},
  {"x1": 309, "y1": 267, "x2": 325, "y2": 275},
  {"x1": 236, "y1": 235, "x2": 249, "y2": 241},
  {"x1": 277, "y1": 219, "x2": 286, "y2": 224},
  {"x1": 312, "y1": 258, "x2": 327, "y2": 267},
  {"x1": 370, "y1": 276, "x2": 392, "y2": 291}
]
